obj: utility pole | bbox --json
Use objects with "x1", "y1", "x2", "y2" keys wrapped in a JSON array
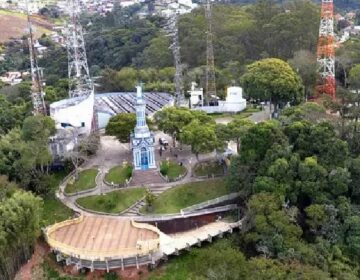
[
  {"x1": 26, "y1": 0, "x2": 47, "y2": 115},
  {"x1": 205, "y1": 0, "x2": 217, "y2": 105},
  {"x1": 316, "y1": 0, "x2": 336, "y2": 99},
  {"x1": 66, "y1": 0, "x2": 93, "y2": 98},
  {"x1": 164, "y1": 10, "x2": 184, "y2": 106}
]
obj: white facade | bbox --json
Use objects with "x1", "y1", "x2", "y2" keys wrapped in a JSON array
[
  {"x1": 190, "y1": 84, "x2": 247, "y2": 113},
  {"x1": 50, "y1": 91, "x2": 94, "y2": 136},
  {"x1": 189, "y1": 82, "x2": 204, "y2": 107}
]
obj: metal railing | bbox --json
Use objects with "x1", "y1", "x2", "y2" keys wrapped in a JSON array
[
  {"x1": 181, "y1": 192, "x2": 240, "y2": 214},
  {"x1": 134, "y1": 204, "x2": 238, "y2": 222}
]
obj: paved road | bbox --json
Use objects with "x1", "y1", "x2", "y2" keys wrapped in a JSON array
[{"x1": 249, "y1": 105, "x2": 271, "y2": 123}]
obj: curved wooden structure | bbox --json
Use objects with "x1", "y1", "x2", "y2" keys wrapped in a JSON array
[{"x1": 45, "y1": 216, "x2": 160, "y2": 261}]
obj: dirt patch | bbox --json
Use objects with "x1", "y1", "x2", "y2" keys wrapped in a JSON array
[
  {"x1": 14, "y1": 240, "x2": 50, "y2": 280},
  {"x1": 0, "y1": 13, "x2": 51, "y2": 42}
]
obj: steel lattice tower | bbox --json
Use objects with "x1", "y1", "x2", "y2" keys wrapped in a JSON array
[
  {"x1": 164, "y1": 11, "x2": 184, "y2": 106},
  {"x1": 66, "y1": 0, "x2": 93, "y2": 98},
  {"x1": 205, "y1": 0, "x2": 217, "y2": 105},
  {"x1": 26, "y1": 0, "x2": 47, "y2": 115},
  {"x1": 316, "y1": 0, "x2": 336, "y2": 99}
]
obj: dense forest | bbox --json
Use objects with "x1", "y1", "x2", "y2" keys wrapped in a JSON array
[
  {"x1": 145, "y1": 102, "x2": 360, "y2": 280},
  {"x1": 1, "y1": 0, "x2": 358, "y2": 98},
  {"x1": 2, "y1": 0, "x2": 360, "y2": 279},
  {"x1": 1, "y1": 0, "x2": 320, "y2": 97}
]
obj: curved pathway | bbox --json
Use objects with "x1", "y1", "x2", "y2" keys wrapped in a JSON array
[{"x1": 56, "y1": 135, "x2": 221, "y2": 217}]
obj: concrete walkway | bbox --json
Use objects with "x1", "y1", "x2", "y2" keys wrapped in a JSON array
[
  {"x1": 159, "y1": 220, "x2": 242, "y2": 257},
  {"x1": 57, "y1": 134, "x2": 220, "y2": 217}
]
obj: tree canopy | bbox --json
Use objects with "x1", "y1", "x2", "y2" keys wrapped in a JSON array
[{"x1": 241, "y1": 58, "x2": 304, "y2": 115}]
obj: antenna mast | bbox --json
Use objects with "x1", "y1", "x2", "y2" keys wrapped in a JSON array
[
  {"x1": 66, "y1": 0, "x2": 93, "y2": 98},
  {"x1": 165, "y1": 11, "x2": 184, "y2": 106},
  {"x1": 316, "y1": 0, "x2": 336, "y2": 99},
  {"x1": 26, "y1": 0, "x2": 47, "y2": 115},
  {"x1": 205, "y1": 0, "x2": 216, "y2": 105}
]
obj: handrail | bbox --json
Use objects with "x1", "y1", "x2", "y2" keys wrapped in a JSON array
[
  {"x1": 181, "y1": 192, "x2": 240, "y2": 213},
  {"x1": 134, "y1": 204, "x2": 238, "y2": 222}
]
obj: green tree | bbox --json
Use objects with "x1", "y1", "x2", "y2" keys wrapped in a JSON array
[
  {"x1": 241, "y1": 58, "x2": 303, "y2": 116},
  {"x1": 240, "y1": 121, "x2": 287, "y2": 164},
  {"x1": 191, "y1": 240, "x2": 249, "y2": 280},
  {"x1": 244, "y1": 192, "x2": 303, "y2": 258},
  {"x1": 288, "y1": 50, "x2": 317, "y2": 100},
  {"x1": 154, "y1": 107, "x2": 195, "y2": 147},
  {"x1": 105, "y1": 113, "x2": 136, "y2": 143},
  {"x1": 227, "y1": 119, "x2": 254, "y2": 153},
  {"x1": 0, "y1": 189, "x2": 43, "y2": 280},
  {"x1": 180, "y1": 120, "x2": 218, "y2": 159}
]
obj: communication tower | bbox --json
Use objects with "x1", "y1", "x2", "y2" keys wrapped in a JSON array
[
  {"x1": 316, "y1": 0, "x2": 336, "y2": 99},
  {"x1": 205, "y1": 0, "x2": 217, "y2": 105},
  {"x1": 66, "y1": 0, "x2": 93, "y2": 98},
  {"x1": 164, "y1": 11, "x2": 184, "y2": 106},
  {"x1": 26, "y1": 0, "x2": 47, "y2": 115}
]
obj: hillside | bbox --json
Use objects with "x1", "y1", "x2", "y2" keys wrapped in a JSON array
[{"x1": 0, "y1": 10, "x2": 52, "y2": 43}]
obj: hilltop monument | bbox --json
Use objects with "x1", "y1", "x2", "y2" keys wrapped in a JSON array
[{"x1": 131, "y1": 85, "x2": 156, "y2": 170}]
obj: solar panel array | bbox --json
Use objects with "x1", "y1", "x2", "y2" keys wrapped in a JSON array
[{"x1": 95, "y1": 92, "x2": 174, "y2": 116}]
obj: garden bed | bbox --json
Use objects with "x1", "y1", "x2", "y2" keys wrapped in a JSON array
[
  {"x1": 160, "y1": 160, "x2": 187, "y2": 181},
  {"x1": 105, "y1": 164, "x2": 133, "y2": 185},
  {"x1": 64, "y1": 169, "x2": 98, "y2": 195},
  {"x1": 193, "y1": 160, "x2": 225, "y2": 178},
  {"x1": 76, "y1": 188, "x2": 146, "y2": 214}
]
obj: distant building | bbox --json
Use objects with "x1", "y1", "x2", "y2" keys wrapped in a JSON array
[
  {"x1": 0, "y1": 71, "x2": 23, "y2": 85},
  {"x1": 189, "y1": 82, "x2": 247, "y2": 113},
  {"x1": 130, "y1": 85, "x2": 156, "y2": 170}
]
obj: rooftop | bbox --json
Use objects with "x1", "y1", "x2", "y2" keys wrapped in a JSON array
[{"x1": 95, "y1": 92, "x2": 174, "y2": 115}]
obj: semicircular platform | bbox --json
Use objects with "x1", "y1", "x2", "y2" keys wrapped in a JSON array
[{"x1": 45, "y1": 215, "x2": 161, "y2": 262}]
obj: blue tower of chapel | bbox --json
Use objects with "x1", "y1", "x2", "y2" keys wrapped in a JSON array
[{"x1": 131, "y1": 85, "x2": 156, "y2": 170}]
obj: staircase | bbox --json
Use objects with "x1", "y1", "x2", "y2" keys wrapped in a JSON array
[
  {"x1": 130, "y1": 169, "x2": 165, "y2": 186},
  {"x1": 122, "y1": 185, "x2": 174, "y2": 216},
  {"x1": 124, "y1": 199, "x2": 146, "y2": 216}
]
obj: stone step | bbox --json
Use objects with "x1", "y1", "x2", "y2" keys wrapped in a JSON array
[{"x1": 130, "y1": 170, "x2": 165, "y2": 186}]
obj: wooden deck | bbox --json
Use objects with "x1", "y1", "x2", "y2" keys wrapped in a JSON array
[{"x1": 48, "y1": 216, "x2": 159, "y2": 257}]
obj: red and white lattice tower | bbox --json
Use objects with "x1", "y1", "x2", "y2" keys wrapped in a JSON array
[{"x1": 316, "y1": 0, "x2": 336, "y2": 99}]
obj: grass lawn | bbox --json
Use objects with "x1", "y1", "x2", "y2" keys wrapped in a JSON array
[
  {"x1": 76, "y1": 187, "x2": 146, "y2": 214},
  {"x1": 193, "y1": 161, "x2": 224, "y2": 177},
  {"x1": 141, "y1": 179, "x2": 229, "y2": 214},
  {"x1": 105, "y1": 164, "x2": 133, "y2": 185},
  {"x1": 64, "y1": 169, "x2": 98, "y2": 194},
  {"x1": 209, "y1": 107, "x2": 261, "y2": 120},
  {"x1": 42, "y1": 170, "x2": 73, "y2": 226},
  {"x1": 160, "y1": 160, "x2": 186, "y2": 180}
]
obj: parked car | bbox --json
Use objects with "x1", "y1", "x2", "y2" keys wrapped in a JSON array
[
  {"x1": 159, "y1": 137, "x2": 169, "y2": 146},
  {"x1": 222, "y1": 148, "x2": 234, "y2": 157}
]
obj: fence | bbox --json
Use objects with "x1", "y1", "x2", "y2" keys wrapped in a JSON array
[{"x1": 181, "y1": 192, "x2": 240, "y2": 214}]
